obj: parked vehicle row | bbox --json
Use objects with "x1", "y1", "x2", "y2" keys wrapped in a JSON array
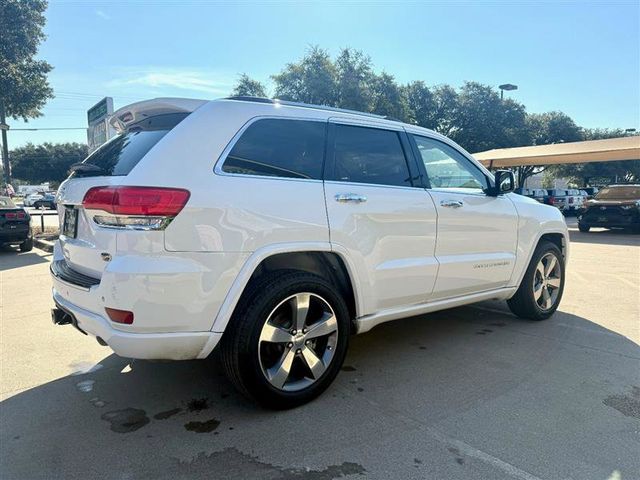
[
  {"x1": 24, "y1": 192, "x2": 57, "y2": 209},
  {"x1": 50, "y1": 97, "x2": 569, "y2": 408},
  {"x1": 516, "y1": 188, "x2": 590, "y2": 214}
]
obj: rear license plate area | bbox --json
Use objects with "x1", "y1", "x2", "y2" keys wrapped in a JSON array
[{"x1": 62, "y1": 207, "x2": 78, "y2": 238}]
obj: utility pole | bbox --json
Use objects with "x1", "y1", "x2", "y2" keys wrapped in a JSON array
[{"x1": 0, "y1": 99, "x2": 11, "y2": 186}]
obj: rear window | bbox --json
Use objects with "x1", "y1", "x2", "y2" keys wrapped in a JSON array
[
  {"x1": 595, "y1": 186, "x2": 640, "y2": 200},
  {"x1": 71, "y1": 112, "x2": 189, "y2": 177},
  {"x1": 222, "y1": 119, "x2": 326, "y2": 180}
]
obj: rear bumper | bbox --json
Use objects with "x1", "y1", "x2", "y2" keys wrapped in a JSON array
[
  {"x1": 0, "y1": 226, "x2": 31, "y2": 244},
  {"x1": 49, "y1": 240, "x2": 247, "y2": 360},
  {"x1": 52, "y1": 288, "x2": 222, "y2": 360}
]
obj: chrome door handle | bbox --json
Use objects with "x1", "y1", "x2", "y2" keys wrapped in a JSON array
[
  {"x1": 440, "y1": 200, "x2": 464, "y2": 208},
  {"x1": 335, "y1": 193, "x2": 367, "y2": 204}
]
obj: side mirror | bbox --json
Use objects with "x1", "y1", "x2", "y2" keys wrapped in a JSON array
[{"x1": 486, "y1": 170, "x2": 515, "y2": 196}]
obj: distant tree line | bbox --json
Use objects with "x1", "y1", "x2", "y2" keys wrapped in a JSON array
[
  {"x1": 8, "y1": 46, "x2": 638, "y2": 187},
  {"x1": 233, "y1": 46, "x2": 638, "y2": 186}
]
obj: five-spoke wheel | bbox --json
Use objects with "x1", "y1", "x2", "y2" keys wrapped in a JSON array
[
  {"x1": 259, "y1": 293, "x2": 339, "y2": 391},
  {"x1": 220, "y1": 271, "x2": 349, "y2": 409}
]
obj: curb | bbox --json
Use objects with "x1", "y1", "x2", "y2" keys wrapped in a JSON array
[{"x1": 34, "y1": 237, "x2": 55, "y2": 253}]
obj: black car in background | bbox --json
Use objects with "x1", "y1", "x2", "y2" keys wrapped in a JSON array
[
  {"x1": 0, "y1": 196, "x2": 33, "y2": 252},
  {"x1": 578, "y1": 185, "x2": 640, "y2": 233}
]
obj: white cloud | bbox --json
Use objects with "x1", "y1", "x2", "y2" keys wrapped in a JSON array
[
  {"x1": 95, "y1": 10, "x2": 111, "y2": 20},
  {"x1": 108, "y1": 68, "x2": 235, "y2": 96}
]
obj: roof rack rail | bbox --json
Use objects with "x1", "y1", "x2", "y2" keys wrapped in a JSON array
[{"x1": 225, "y1": 96, "x2": 390, "y2": 120}]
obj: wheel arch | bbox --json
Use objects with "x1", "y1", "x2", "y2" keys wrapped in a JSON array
[
  {"x1": 511, "y1": 229, "x2": 569, "y2": 294},
  {"x1": 211, "y1": 244, "x2": 361, "y2": 335}
]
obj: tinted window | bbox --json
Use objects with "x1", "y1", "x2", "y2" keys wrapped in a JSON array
[
  {"x1": 331, "y1": 125, "x2": 412, "y2": 187},
  {"x1": 222, "y1": 119, "x2": 325, "y2": 180},
  {"x1": 413, "y1": 136, "x2": 487, "y2": 190},
  {"x1": 72, "y1": 113, "x2": 189, "y2": 177}
]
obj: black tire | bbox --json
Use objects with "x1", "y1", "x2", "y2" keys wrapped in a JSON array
[
  {"x1": 219, "y1": 271, "x2": 350, "y2": 409},
  {"x1": 507, "y1": 241, "x2": 565, "y2": 321},
  {"x1": 33, "y1": 202, "x2": 41, "y2": 209},
  {"x1": 578, "y1": 223, "x2": 590, "y2": 232},
  {"x1": 20, "y1": 237, "x2": 33, "y2": 252}
]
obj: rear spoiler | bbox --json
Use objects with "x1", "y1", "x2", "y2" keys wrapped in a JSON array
[{"x1": 109, "y1": 98, "x2": 208, "y2": 133}]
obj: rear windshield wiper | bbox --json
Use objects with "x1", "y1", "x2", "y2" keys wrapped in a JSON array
[{"x1": 69, "y1": 162, "x2": 106, "y2": 176}]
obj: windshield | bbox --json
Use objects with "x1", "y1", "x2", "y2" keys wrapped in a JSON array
[
  {"x1": 71, "y1": 112, "x2": 189, "y2": 178},
  {"x1": 0, "y1": 197, "x2": 16, "y2": 208},
  {"x1": 595, "y1": 186, "x2": 640, "y2": 200}
]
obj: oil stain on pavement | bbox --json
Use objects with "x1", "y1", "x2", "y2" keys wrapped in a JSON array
[
  {"x1": 603, "y1": 386, "x2": 640, "y2": 419},
  {"x1": 101, "y1": 408, "x2": 150, "y2": 433},
  {"x1": 184, "y1": 418, "x2": 220, "y2": 433}
]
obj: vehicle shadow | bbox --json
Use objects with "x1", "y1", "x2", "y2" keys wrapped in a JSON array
[
  {"x1": 1, "y1": 304, "x2": 638, "y2": 479},
  {"x1": 569, "y1": 228, "x2": 639, "y2": 246},
  {"x1": 0, "y1": 246, "x2": 51, "y2": 271}
]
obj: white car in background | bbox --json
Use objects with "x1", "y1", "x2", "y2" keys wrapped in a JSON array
[
  {"x1": 51, "y1": 97, "x2": 569, "y2": 408},
  {"x1": 23, "y1": 193, "x2": 44, "y2": 207}
]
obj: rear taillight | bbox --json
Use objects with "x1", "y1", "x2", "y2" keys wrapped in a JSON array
[
  {"x1": 4, "y1": 212, "x2": 26, "y2": 220},
  {"x1": 82, "y1": 186, "x2": 190, "y2": 230},
  {"x1": 549, "y1": 196, "x2": 555, "y2": 205}
]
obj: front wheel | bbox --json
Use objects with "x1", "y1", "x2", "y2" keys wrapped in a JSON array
[
  {"x1": 507, "y1": 241, "x2": 565, "y2": 321},
  {"x1": 578, "y1": 223, "x2": 590, "y2": 232},
  {"x1": 220, "y1": 271, "x2": 350, "y2": 409}
]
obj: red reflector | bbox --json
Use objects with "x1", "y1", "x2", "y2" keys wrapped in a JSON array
[
  {"x1": 105, "y1": 307, "x2": 134, "y2": 325},
  {"x1": 83, "y1": 186, "x2": 190, "y2": 216},
  {"x1": 17, "y1": 212, "x2": 26, "y2": 219}
]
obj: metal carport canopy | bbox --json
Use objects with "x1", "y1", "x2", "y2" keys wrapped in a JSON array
[{"x1": 473, "y1": 136, "x2": 640, "y2": 168}]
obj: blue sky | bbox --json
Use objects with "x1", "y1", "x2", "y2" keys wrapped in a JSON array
[{"x1": 10, "y1": 0, "x2": 640, "y2": 148}]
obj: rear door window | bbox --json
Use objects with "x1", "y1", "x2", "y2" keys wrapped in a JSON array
[
  {"x1": 329, "y1": 124, "x2": 413, "y2": 187},
  {"x1": 72, "y1": 112, "x2": 189, "y2": 177},
  {"x1": 222, "y1": 119, "x2": 326, "y2": 180}
]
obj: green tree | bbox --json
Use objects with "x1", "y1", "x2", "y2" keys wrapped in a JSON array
[
  {"x1": 452, "y1": 82, "x2": 529, "y2": 154},
  {"x1": 547, "y1": 160, "x2": 640, "y2": 187},
  {"x1": 335, "y1": 48, "x2": 374, "y2": 112},
  {"x1": 403, "y1": 81, "x2": 436, "y2": 128},
  {"x1": 272, "y1": 46, "x2": 338, "y2": 106},
  {"x1": 370, "y1": 72, "x2": 410, "y2": 121},
  {"x1": 232, "y1": 74, "x2": 268, "y2": 97},
  {"x1": 11, "y1": 142, "x2": 87, "y2": 184},
  {"x1": 0, "y1": 0, "x2": 54, "y2": 185}
]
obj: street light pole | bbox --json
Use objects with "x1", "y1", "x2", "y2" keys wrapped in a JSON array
[
  {"x1": 499, "y1": 83, "x2": 518, "y2": 100},
  {"x1": 0, "y1": 100, "x2": 11, "y2": 186}
]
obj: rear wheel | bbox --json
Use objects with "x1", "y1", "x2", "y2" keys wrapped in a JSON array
[
  {"x1": 220, "y1": 271, "x2": 350, "y2": 409},
  {"x1": 578, "y1": 223, "x2": 590, "y2": 232},
  {"x1": 507, "y1": 241, "x2": 565, "y2": 321},
  {"x1": 20, "y1": 237, "x2": 33, "y2": 252}
]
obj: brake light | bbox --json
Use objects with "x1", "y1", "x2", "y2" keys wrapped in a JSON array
[
  {"x1": 83, "y1": 186, "x2": 190, "y2": 216},
  {"x1": 83, "y1": 186, "x2": 190, "y2": 230},
  {"x1": 549, "y1": 196, "x2": 555, "y2": 205},
  {"x1": 4, "y1": 212, "x2": 25, "y2": 220},
  {"x1": 105, "y1": 307, "x2": 134, "y2": 325},
  {"x1": 5, "y1": 213, "x2": 16, "y2": 219}
]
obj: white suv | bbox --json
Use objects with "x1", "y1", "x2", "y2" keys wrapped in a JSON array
[{"x1": 51, "y1": 97, "x2": 569, "y2": 408}]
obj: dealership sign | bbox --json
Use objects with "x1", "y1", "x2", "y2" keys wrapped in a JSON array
[{"x1": 87, "y1": 97, "x2": 115, "y2": 153}]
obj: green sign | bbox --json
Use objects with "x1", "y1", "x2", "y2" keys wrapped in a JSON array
[{"x1": 87, "y1": 98, "x2": 109, "y2": 124}]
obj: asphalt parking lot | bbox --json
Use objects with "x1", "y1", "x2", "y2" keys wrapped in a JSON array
[{"x1": 1, "y1": 227, "x2": 638, "y2": 480}]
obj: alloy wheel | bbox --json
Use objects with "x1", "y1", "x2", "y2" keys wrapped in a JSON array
[
  {"x1": 258, "y1": 292, "x2": 339, "y2": 392},
  {"x1": 533, "y1": 253, "x2": 562, "y2": 310}
]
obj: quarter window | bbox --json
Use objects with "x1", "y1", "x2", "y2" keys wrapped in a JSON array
[
  {"x1": 413, "y1": 135, "x2": 488, "y2": 190},
  {"x1": 331, "y1": 124, "x2": 412, "y2": 188},
  {"x1": 222, "y1": 119, "x2": 325, "y2": 180}
]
